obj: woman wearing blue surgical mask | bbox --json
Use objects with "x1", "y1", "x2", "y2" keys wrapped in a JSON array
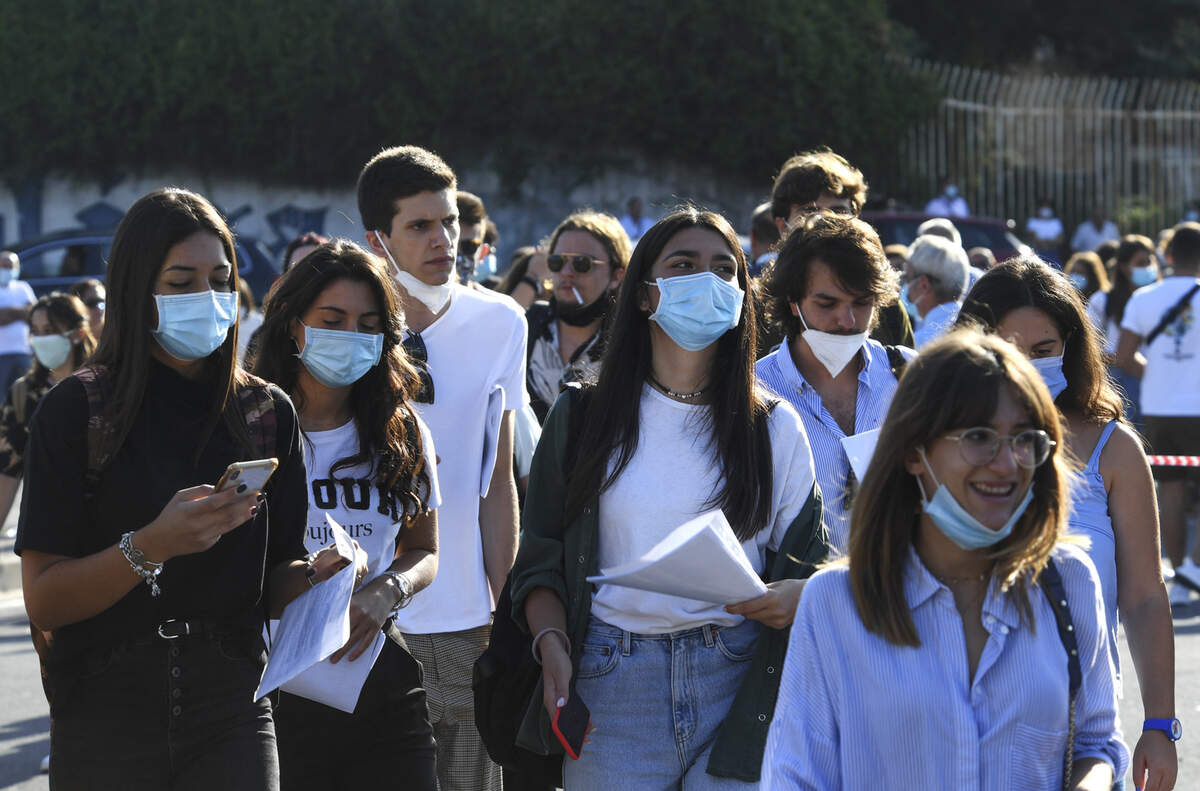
[
  {"x1": 510, "y1": 207, "x2": 827, "y2": 788},
  {"x1": 1087, "y1": 235, "x2": 1157, "y2": 431},
  {"x1": 14, "y1": 188, "x2": 346, "y2": 790},
  {"x1": 249, "y1": 239, "x2": 440, "y2": 791},
  {"x1": 764, "y1": 329, "x2": 1128, "y2": 790},
  {"x1": 958, "y1": 257, "x2": 1177, "y2": 791}
]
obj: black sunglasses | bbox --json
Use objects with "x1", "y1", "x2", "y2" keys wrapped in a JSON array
[
  {"x1": 547, "y1": 254, "x2": 608, "y2": 274},
  {"x1": 402, "y1": 332, "x2": 435, "y2": 404}
]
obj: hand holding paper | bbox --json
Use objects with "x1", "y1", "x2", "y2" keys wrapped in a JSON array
[{"x1": 586, "y1": 510, "x2": 767, "y2": 606}]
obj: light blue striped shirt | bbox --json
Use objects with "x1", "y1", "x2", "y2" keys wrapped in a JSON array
[
  {"x1": 763, "y1": 544, "x2": 1129, "y2": 790},
  {"x1": 914, "y1": 300, "x2": 961, "y2": 347},
  {"x1": 756, "y1": 340, "x2": 913, "y2": 552}
]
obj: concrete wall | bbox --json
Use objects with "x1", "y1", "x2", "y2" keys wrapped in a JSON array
[{"x1": 0, "y1": 156, "x2": 765, "y2": 266}]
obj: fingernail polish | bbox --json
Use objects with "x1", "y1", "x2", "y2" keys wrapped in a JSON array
[{"x1": 236, "y1": 483, "x2": 247, "y2": 493}]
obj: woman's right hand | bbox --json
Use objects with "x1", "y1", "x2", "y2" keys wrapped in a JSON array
[
  {"x1": 539, "y1": 632, "x2": 574, "y2": 719},
  {"x1": 136, "y1": 484, "x2": 261, "y2": 562}
]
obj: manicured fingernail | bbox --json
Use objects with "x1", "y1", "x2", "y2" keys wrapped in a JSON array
[
  {"x1": 556, "y1": 697, "x2": 565, "y2": 708},
  {"x1": 236, "y1": 483, "x2": 247, "y2": 493}
]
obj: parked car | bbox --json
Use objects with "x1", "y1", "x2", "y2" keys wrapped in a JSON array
[
  {"x1": 8, "y1": 228, "x2": 280, "y2": 299},
  {"x1": 859, "y1": 212, "x2": 1031, "y2": 263}
]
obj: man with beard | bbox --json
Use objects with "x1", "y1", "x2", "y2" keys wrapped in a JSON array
[
  {"x1": 525, "y1": 211, "x2": 631, "y2": 422},
  {"x1": 756, "y1": 213, "x2": 914, "y2": 552}
]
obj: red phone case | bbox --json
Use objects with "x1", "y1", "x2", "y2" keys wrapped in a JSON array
[{"x1": 552, "y1": 701, "x2": 589, "y2": 760}]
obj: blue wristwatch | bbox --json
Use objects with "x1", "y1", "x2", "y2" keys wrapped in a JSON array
[{"x1": 1143, "y1": 718, "x2": 1182, "y2": 741}]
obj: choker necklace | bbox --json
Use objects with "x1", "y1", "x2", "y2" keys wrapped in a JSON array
[
  {"x1": 931, "y1": 569, "x2": 988, "y2": 585},
  {"x1": 648, "y1": 373, "x2": 708, "y2": 400}
]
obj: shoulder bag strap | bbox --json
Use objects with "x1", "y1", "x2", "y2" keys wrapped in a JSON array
[
  {"x1": 1040, "y1": 558, "x2": 1081, "y2": 790},
  {"x1": 1144, "y1": 282, "x2": 1200, "y2": 346}
]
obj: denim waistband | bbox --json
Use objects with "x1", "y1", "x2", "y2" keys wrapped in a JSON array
[{"x1": 584, "y1": 615, "x2": 756, "y2": 653}]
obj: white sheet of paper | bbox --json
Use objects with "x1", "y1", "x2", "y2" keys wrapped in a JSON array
[
  {"x1": 479, "y1": 384, "x2": 506, "y2": 498},
  {"x1": 841, "y1": 428, "x2": 882, "y2": 484},
  {"x1": 254, "y1": 515, "x2": 355, "y2": 703},
  {"x1": 586, "y1": 509, "x2": 767, "y2": 605},
  {"x1": 279, "y1": 631, "x2": 385, "y2": 713}
]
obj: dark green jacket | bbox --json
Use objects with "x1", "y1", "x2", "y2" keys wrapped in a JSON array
[{"x1": 510, "y1": 387, "x2": 829, "y2": 782}]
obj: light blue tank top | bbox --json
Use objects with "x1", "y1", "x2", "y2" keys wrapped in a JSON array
[{"x1": 1067, "y1": 420, "x2": 1120, "y2": 675}]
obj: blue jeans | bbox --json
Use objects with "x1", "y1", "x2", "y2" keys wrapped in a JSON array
[
  {"x1": 563, "y1": 616, "x2": 761, "y2": 791},
  {"x1": 49, "y1": 627, "x2": 277, "y2": 790}
]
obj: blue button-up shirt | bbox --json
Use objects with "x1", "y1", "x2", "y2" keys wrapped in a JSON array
[
  {"x1": 762, "y1": 544, "x2": 1129, "y2": 790},
  {"x1": 914, "y1": 300, "x2": 961, "y2": 348},
  {"x1": 756, "y1": 340, "x2": 913, "y2": 552}
]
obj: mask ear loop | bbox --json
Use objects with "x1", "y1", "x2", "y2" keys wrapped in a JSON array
[
  {"x1": 914, "y1": 446, "x2": 940, "y2": 502},
  {"x1": 791, "y1": 301, "x2": 811, "y2": 332},
  {"x1": 374, "y1": 231, "x2": 401, "y2": 278}
]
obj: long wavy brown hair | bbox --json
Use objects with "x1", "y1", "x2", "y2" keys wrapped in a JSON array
[{"x1": 848, "y1": 330, "x2": 1071, "y2": 646}]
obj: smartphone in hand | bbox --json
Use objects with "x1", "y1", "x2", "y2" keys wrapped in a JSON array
[
  {"x1": 215, "y1": 458, "x2": 279, "y2": 493},
  {"x1": 552, "y1": 692, "x2": 590, "y2": 760}
]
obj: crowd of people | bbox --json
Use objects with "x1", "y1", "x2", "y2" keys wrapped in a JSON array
[{"x1": 3, "y1": 142, "x2": 1195, "y2": 791}]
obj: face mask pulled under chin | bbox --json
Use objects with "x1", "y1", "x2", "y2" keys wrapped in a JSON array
[
  {"x1": 794, "y1": 302, "x2": 868, "y2": 377},
  {"x1": 374, "y1": 231, "x2": 455, "y2": 314},
  {"x1": 915, "y1": 448, "x2": 1033, "y2": 551}
]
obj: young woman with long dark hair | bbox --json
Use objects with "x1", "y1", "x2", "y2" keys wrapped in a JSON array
[
  {"x1": 959, "y1": 257, "x2": 1177, "y2": 790},
  {"x1": 511, "y1": 207, "x2": 827, "y2": 788},
  {"x1": 764, "y1": 330, "x2": 1128, "y2": 790},
  {"x1": 249, "y1": 239, "x2": 441, "y2": 790},
  {"x1": 15, "y1": 188, "x2": 338, "y2": 790}
]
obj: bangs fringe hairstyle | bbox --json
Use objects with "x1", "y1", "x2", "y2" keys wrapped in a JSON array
[
  {"x1": 91, "y1": 187, "x2": 249, "y2": 466},
  {"x1": 564, "y1": 206, "x2": 773, "y2": 542},
  {"x1": 249, "y1": 239, "x2": 431, "y2": 518},
  {"x1": 957, "y1": 255, "x2": 1123, "y2": 424},
  {"x1": 848, "y1": 330, "x2": 1071, "y2": 647},
  {"x1": 29, "y1": 292, "x2": 97, "y2": 379}
]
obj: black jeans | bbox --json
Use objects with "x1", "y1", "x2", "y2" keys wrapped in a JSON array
[
  {"x1": 49, "y1": 628, "x2": 278, "y2": 791},
  {"x1": 274, "y1": 632, "x2": 436, "y2": 791}
]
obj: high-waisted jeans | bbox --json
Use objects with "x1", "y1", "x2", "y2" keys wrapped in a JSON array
[
  {"x1": 49, "y1": 626, "x2": 278, "y2": 791},
  {"x1": 563, "y1": 616, "x2": 762, "y2": 791}
]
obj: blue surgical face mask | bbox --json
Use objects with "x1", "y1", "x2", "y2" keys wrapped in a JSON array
[
  {"x1": 645, "y1": 272, "x2": 744, "y2": 351},
  {"x1": 945, "y1": 184, "x2": 959, "y2": 198},
  {"x1": 900, "y1": 282, "x2": 920, "y2": 320},
  {"x1": 1131, "y1": 265, "x2": 1157, "y2": 288},
  {"x1": 30, "y1": 333, "x2": 73, "y2": 369},
  {"x1": 296, "y1": 324, "x2": 383, "y2": 388},
  {"x1": 1030, "y1": 350, "x2": 1067, "y2": 400},
  {"x1": 916, "y1": 448, "x2": 1033, "y2": 550},
  {"x1": 0, "y1": 269, "x2": 16, "y2": 286},
  {"x1": 1067, "y1": 272, "x2": 1088, "y2": 291},
  {"x1": 152, "y1": 290, "x2": 238, "y2": 361}
]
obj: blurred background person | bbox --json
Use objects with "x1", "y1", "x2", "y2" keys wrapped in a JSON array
[
  {"x1": 884, "y1": 243, "x2": 908, "y2": 272},
  {"x1": 0, "y1": 251, "x2": 35, "y2": 395},
  {"x1": 619, "y1": 196, "x2": 654, "y2": 241},
  {"x1": 1072, "y1": 206, "x2": 1120, "y2": 253},
  {"x1": 924, "y1": 176, "x2": 969, "y2": 217},
  {"x1": 281, "y1": 232, "x2": 328, "y2": 275},
  {"x1": 967, "y1": 246, "x2": 995, "y2": 272},
  {"x1": 1025, "y1": 196, "x2": 1065, "y2": 265},
  {"x1": 747, "y1": 201, "x2": 779, "y2": 278},
  {"x1": 903, "y1": 235, "x2": 969, "y2": 347},
  {"x1": 1065, "y1": 251, "x2": 1109, "y2": 302},
  {"x1": 67, "y1": 278, "x2": 106, "y2": 339}
]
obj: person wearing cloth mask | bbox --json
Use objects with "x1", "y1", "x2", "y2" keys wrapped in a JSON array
[
  {"x1": 959, "y1": 257, "x2": 1178, "y2": 791},
  {"x1": 924, "y1": 177, "x2": 970, "y2": 217},
  {"x1": 249, "y1": 240, "x2": 441, "y2": 791},
  {"x1": 902, "y1": 235, "x2": 970, "y2": 347},
  {"x1": 512, "y1": 207, "x2": 826, "y2": 788},
  {"x1": 525, "y1": 211, "x2": 630, "y2": 422},
  {"x1": 763, "y1": 330, "x2": 1128, "y2": 790},
  {"x1": 0, "y1": 251, "x2": 35, "y2": 395},
  {"x1": 0, "y1": 294, "x2": 97, "y2": 529},
  {"x1": 1086, "y1": 234, "x2": 1157, "y2": 429},
  {"x1": 15, "y1": 188, "x2": 349, "y2": 789},
  {"x1": 757, "y1": 212, "x2": 913, "y2": 553}
]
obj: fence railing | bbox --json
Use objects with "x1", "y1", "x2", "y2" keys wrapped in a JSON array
[{"x1": 892, "y1": 59, "x2": 1200, "y2": 240}]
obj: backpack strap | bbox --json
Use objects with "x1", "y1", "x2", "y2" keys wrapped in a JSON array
[
  {"x1": 884, "y1": 345, "x2": 908, "y2": 381},
  {"x1": 1144, "y1": 282, "x2": 1200, "y2": 347}
]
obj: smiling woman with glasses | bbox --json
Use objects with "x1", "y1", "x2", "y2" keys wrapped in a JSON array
[{"x1": 763, "y1": 329, "x2": 1128, "y2": 790}]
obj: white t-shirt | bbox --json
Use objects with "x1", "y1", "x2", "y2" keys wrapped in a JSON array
[
  {"x1": 395, "y1": 284, "x2": 529, "y2": 633},
  {"x1": 591, "y1": 386, "x2": 817, "y2": 634},
  {"x1": 302, "y1": 415, "x2": 441, "y2": 584},
  {"x1": 1071, "y1": 221, "x2": 1119, "y2": 253},
  {"x1": 1086, "y1": 291, "x2": 1120, "y2": 355},
  {"x1": 1025, "y1": 216, "x2": 1064, "y2": 244},
  {"x1": 0, "y1": 280, "x2": 35, "y2": 355},
  {"x1": 1121, "y1": 276, "x2": 1200, "y2": 416}
]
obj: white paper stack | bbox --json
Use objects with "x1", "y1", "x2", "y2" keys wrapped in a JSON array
[{"x1": 586, "y1": 509, "x2": 767, "y2": 606}]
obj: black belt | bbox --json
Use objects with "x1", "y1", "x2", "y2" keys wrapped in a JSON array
[{"x1": 153, "y1": 616, "x2": 260, "y2": 641}]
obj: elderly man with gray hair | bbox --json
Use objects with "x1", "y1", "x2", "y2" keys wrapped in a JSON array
[{"x1": 903, "y1": 235, "x2": 969, "y2": 347}]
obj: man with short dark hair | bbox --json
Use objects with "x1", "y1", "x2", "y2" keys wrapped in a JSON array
[
  {"x1": 359, "y1": 145, "x2": 525, "y2": 791},
  {"x1": 769, "y1": 149, "x2": 912, "y2": 347},
  {"x1": 456, "y1": 190, "x2": 490, "y2": 285},
  {"x1": 748, "y1": 201, "x2": 779, "y2": 278},
  {"x1": 1116, "y1": 221, "x2": 1200, "y2": 605},
  {"x1": 756, "y1": 214, "x2": 914, "y2": 551}
]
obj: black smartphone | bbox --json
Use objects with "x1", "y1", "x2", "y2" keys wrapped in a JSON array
[{"x1": 551, "y1": 692, "x2": 590, "y2": 760}]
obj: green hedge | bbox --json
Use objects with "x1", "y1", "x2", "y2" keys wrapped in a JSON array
[{"x1": 0, "y1": 0, "x2": 937, "y2": 192}]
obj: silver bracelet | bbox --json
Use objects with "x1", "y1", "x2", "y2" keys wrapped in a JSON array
[
  {"x1": 119, "y1": 531, "x2": 163, "y2": 598},
  {"x1": 531, "y1": 627, "x2": 571, "y2": 665}
]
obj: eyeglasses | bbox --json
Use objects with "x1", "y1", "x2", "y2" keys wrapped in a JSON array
[
  {"x1": 794, "y1": 204, "x2": 855, "y2": 216},
  {"x1": 942, "y1": 427, "x2": 1056, "y2": 469},
  {"x1": 402, "y1": 331, "x2": 434, "y2": 404},
  {"x1": 547, "y1": 254, "x2": 608, "y2": 274}
]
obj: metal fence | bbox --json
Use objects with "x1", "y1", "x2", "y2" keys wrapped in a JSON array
[{"x1": 892, "y1": 59, "x2": 1200, "y2": 240}]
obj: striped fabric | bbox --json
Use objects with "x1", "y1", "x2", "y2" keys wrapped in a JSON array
[
  {"x1": 762, "y1": 544, "x2": 1129, "y2": 790},
  {"x1": 756, "y1": 340, "x2": 913, "y2": 552}
]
